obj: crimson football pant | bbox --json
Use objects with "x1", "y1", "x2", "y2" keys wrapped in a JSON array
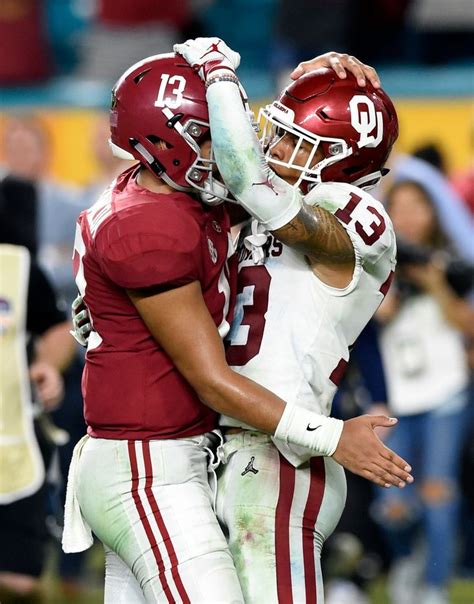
[
  {"x1": 74, "y1": 435, "x2": 244, "y2": 603},
  {"x1": 216, "y1": 432, "x2": 347, "y2": 604}
]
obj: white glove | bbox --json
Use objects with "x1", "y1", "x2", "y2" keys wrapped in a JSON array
[
  {"x1": 174, "y1": 37, "x2": 240, "y2": 82},
  {"x1": 70, "y1": 294, "x2": 92, "y2": 347}
]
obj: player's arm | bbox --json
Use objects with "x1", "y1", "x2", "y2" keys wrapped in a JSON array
[
  {"x1": 27, "y1": 261, "x2": 76, "y2": 410},
  {"x1": 175, "y1": 39, "x2": 354, "y2": 266},
  {"x1": 128, "y1": 281, "x2": 414, "y2": 489},
  {"x1": 128, "y1": 281, "x2": 284, "y2": 433},
  {"x1": 273, "y1": 204, "x2": 354, "y2": 263}
]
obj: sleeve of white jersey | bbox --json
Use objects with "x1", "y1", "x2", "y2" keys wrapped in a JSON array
[
  {"x1": 305, "y1": 181, "x2": 397, "y2": 287},
  {"x1": 206, "y1": 81, "x2": 302, "y2": 231}
]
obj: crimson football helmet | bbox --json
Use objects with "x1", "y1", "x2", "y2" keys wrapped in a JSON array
[
  {"x1": 260, "y1": 67, "x2": 399, "y2": 191},
  {"x1": 110, "y1": 52, "x2": 226, "y2": 203}
]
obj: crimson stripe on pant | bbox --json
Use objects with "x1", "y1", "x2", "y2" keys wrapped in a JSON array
[
  {"x1": 302, "y1": 457, "x2": 326, "y2": 603},
  {"x1": 275, "y1": 454, "x2": 296, "y2": 603},
  {"x1": 127, "y1": 441, "x2": 175, "y2": 603},
  {"x1": 142, "y1": 441, "x2": 191, "y2": 604}
]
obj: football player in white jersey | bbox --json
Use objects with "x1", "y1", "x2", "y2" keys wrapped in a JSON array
[{"x1": 175, "y1": 38, "x2": 406, "y2": 603}]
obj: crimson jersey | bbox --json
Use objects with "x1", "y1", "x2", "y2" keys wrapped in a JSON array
[{"x1": 73, "y1": 166, "x2": 236, "y2": 440}]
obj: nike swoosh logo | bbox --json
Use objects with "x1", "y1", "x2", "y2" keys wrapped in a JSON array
[{"x1": 306, "y1": 424, "x2": 321, "y2": 432}]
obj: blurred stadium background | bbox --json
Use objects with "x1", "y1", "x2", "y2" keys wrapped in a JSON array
[{"x1": 0, "y1": 1, "x2": 472, "y2": 603}]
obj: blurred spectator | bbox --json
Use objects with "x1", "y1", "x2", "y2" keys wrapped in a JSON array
[
  {"x1": 410, "y1": 141, "x2": 474, "y2": 217},
  {"x1": 452, "y1": 167, "x2": 474, "y2": 216},
  {"x1": 0, "y1": 111, "x2": 129, "y2": 597},
  {"x1": 0, "y1": 176, "x2": 38, "y2": 258},
  {"x1": 0, "y1": 0, "x2": 53, "y2": 85},
  {"x1": 408, "y1": 0, "x2": 474, "y2": 64},
  {"x1": 273, "y1": 0, "x2": 352, "y2": 89},
  {"x1": 412, "y1": 143, "x2": 447, "y2": 175},
  {"x1": 79, "y1": 113, "x2": 131, "y2": 203},
  {"x1": 388, "y1": 154, "x2": 474, "y2": 262},
  {"x1": 325, "y1": 322, "x2": 392, "y2": 604},
  {"x1": 0, "y1": 177, "x2": 75, "y2": 604},
  {"x1": 273, "y1": 0, "x2": 413, "y2": 89},
  {"x1": 451, "y1": 119, "x2": 474, "y2": 216},
  {"x1": 459, "y1": 344, "x2": 474, "y2": 575},
  {"x1": 1, "y1": 115, "x2": 92, "y2": 598},
  {"x1": 374, "y1": 180, "x2": 473, "y2": 604},
  {"x1": 75, "y1": 0, "x2": 197, "y2": 83},
  {"x1": 0, "y1": 115, "x2": 84, "y2": 305},
  {"x1": 348, "y1": 0, "x2": 413, "y2": 65}
]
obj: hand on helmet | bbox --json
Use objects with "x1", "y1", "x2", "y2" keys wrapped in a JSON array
[
  {"x1": 291, "y1": 52, "x2": 381, "y2": 88},
  {"x1": 70, "y1": 294, "x2": 92, "y2": 347},
  {"x1": 174, "y1": 37, "x2": 240, "y2": 82}
]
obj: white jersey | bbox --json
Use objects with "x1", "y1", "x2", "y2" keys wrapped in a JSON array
[{"x1": 221, "y1": 182, "x2": 397, "y2": 465}]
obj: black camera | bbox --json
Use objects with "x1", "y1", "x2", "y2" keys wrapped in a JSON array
[{"x1": 396, "y1": 238, "x2": 474, "y2": 297}]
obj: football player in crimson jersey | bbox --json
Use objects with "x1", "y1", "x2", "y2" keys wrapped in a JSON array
[
  {"x1": 65, "y1": 52, "x2": 412, "y2": 603},
  {"x1": 175, "y1": 38, "x2": 412, "y2": 603}
]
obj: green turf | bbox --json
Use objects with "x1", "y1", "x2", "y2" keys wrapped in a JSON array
[
  {"x1": 43, "y1": 543, "x2": 474, "y2": 604},
  {"x1": 370, "y1": 577, "x2": 474, "y2": 604}
]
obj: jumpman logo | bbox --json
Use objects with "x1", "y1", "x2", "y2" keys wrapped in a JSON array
[
  {"x1": 200, "y1": 41, "x2": 224, "y2": 60},
  {"x1": 252, "y1": 179, "x2": 279, "y2": 196},
  {"x1": 241, "y1": 456, "x2": 259, "y2": 476}
]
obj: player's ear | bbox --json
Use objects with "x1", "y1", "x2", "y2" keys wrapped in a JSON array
[
  {"x1": 199, "y1": 139, "x2": 212, "y2": 159},
  {"x1": 147, "y1": 136, "x2": 169, "y2": 151}
]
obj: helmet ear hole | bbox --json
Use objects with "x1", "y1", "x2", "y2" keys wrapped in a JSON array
[
  {"x1": 343, "y1": 164, "x2": 364, "y2": 176},
  {"x1": 133, "y1": 68, "x2": 152, "y2": 84},
  {"x1": 129, "y1": 138, "x2": 166, "y2": 176},
  {"x1": 146, "y1": 135, "x2": 172, "y2": 150}
]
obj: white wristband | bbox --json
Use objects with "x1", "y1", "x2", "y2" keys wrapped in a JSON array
[{"x1": 274, "y1": 405, "x2": 344, "y2": 457}]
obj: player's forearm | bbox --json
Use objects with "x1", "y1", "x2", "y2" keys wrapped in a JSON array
[
  {"x1": 274, "y1": 202, "x2": 355, "y2": 263},
  {"x1": 194, "y1": 366, "x2": 285, "y2": 433},
  {"x1": 195, "y1": 367, "x2": 343, "y2": 456},
  {"x1": 206, "y1": 80, "x2": 301, "y2": 231},
  {"x1": 36, "y1": 321, "x2": 76, "y2": 372},
  {"x1": 129, "y1": 282, "x2": 342, "y2": 455}
]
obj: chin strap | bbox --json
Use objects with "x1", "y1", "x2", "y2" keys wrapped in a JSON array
[
  {"x1": 199, "y1": 177, "x2": 228, "y2": 206},
  {"x1": 244, "y1": 219, "x2": 269, "y2": 264}
]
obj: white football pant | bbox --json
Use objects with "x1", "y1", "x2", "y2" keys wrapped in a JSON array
[
  {"x1": 75, "y1": 435, "x2": 244, "y2": 603},
  {"x1": 216, "y1": 432, "x2": 347, "y2": 604}
]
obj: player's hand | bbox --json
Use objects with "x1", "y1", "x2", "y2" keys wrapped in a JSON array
[
  {"x1": 332, "y1": 415, "x2": 414, "y2": 488},
  {"x1": 290, "y1": 52, "x2": 380, "y2": 88},
  {"x1": 174, "y1": 37, "x2": 240, "y2": 81},
  {"x1": 70, "y1": 294, "x2": 92, "y2": 347},
  {"x1": 29, "y1": 361, "x2": 64, "y2": 411},
  {"x1": 367, "y1": 403, "x2": 392, "y2": 441}
]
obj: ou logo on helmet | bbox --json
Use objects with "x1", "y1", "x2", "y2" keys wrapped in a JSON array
[{"x1": 349, "y1": 95, "x2": 384, "y2": 149}]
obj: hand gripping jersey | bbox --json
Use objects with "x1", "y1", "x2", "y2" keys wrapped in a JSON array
[
  {"x1": 222, "y1": 181, "x2": 396, "y2": 465},
  {"x1": 73, "y1": 166, "x2": 236, "y2": 440}
]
